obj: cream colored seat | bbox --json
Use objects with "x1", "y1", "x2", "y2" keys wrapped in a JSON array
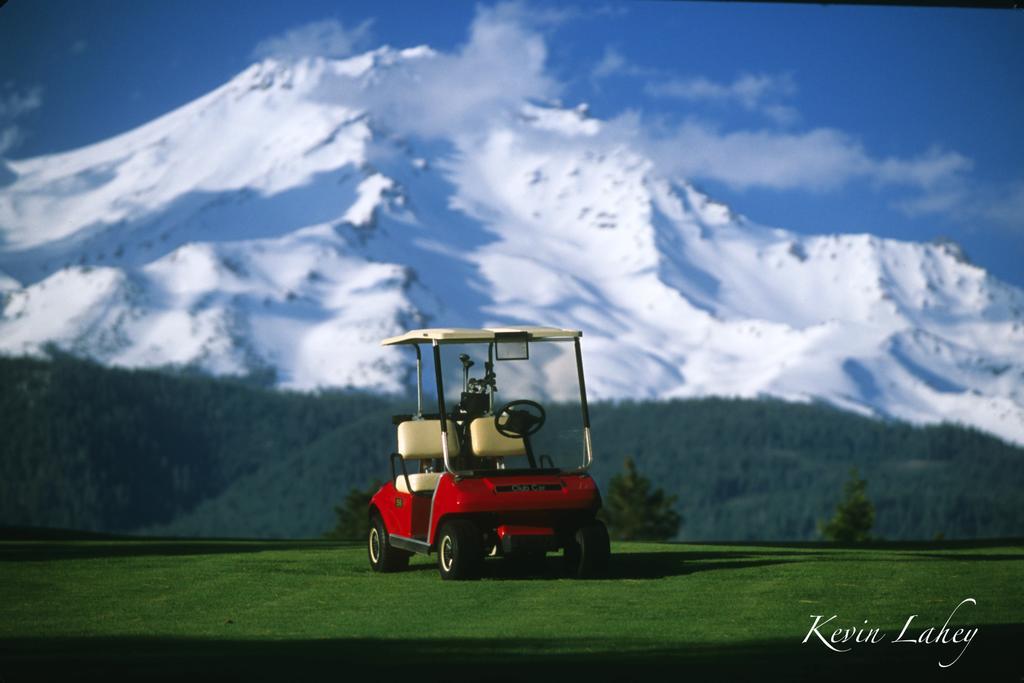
[
  {"x1": 395, "y1": 419, "x2": 460, "y2": 494},
  {"x1": 469, "y1": 416, "x2": 526, "y2": 458},
  {"x1": 395, "y1": 472, "x2": 442, "y2": 494}
]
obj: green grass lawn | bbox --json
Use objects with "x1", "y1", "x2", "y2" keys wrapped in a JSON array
[{"x1": 1, "y1": 537, "x2": 1021, "y2": 681}]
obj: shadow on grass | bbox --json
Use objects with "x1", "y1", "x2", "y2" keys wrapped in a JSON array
[
  {"x1": 691, "y1": 538, "x2": 1024, "y2": 551},
  {"x1": 609, "y1": 552, "x2": 790, "y2": 579},
  {"x1": 475, "y1": 543, "x2": 1023, "y2": 581},
  {"x1": 0, "y1": 526, "x2": 122, "y2": 541},
  {"x1": 0, "y1": 539, "x2": 803, "y2": 575},
  {"x1": 913, "y1": 553, "x2": 1024, "y2": 563},
  {"x1": 468, "y1": 550, "x2": 794, "y2": 581},
  {"x1": 0, "y1": 539, "x2": 354, "y2": 563},
  {"x1": 5, "y1": 538, "x2": 1019, "y2": 579},
  {"x1": 1, "y1": 626, "x2": 1020, "y2": 682}
]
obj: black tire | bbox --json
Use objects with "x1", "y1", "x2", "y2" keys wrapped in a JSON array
[
  {"x1": 436, "y1": 519, "x2": 483, "y2": 581},
  {"x1": 566, "y1": 521, "x2": 610, "y2": 579},
  {"x1": 368, "y1": 514, "x2": 410, "y2": 573}
]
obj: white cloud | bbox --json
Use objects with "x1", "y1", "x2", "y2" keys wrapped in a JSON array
[
  {"x1": 590, "y1": 46, "x2": 655, "y2": 81},
  {"x1": 497, "y1": 1, "x2": 581, "y2": 27},
  {"x1": 591, "y1": 47, "x2": 627, "y2": 80},
  {"x1": 586, "y1": 49, "x2": 978, "y2": 199},
  {"x1": 323, "y1": 4, "x2": 559, "y2": 140},
  {"x1": 896, "y1": 189, "x2": 965, "y2": 217},
  {"x1": 608, "y1": 115, "x2": 971, "y2": 194},
  {"x1": 0, "y1": 86, "x2": 42, "y2": 119},
  {"x1": 0, "y1": 127, "x2": 24, "y2": 155},
  {"x1": 983, "y1": 181, "x2": 1024, "y2": 232},
  {"x1": 646, "y1": 73, "x2": 792, "y2": 105},
  {"x1": 593, "y1": 3, "x2": 630, "y2": 17},
  {"x1": 300, "y1": 4, "x2": 985, "y2": 219},
  {"x1": 760, "y1": 104, "x2": 800, "y2": 127},
  {"x1": 644, "y1": 121, "x2": 869, "y2": 191},
  {"x1": 496, "y1": 2, "x2": 629, "y2": 28},
  {"x1": 898, "y1": 178, "x2": 1024, "y2": 235},
  {"x1": 875, "y1": 146, "x2": 972, "y2": 190},
  {"x1": 0, "y1": 85, "x2": 43, "y2": 156},
  {"x1": 251, "y1": 19, "x2": 374, "y2": 62},
  {"x1": 646, "y1": 73, "x2": 799, "y2": 125},
  {"x1": 592, "y1": 47, "x2": 799, "y2": 125}
]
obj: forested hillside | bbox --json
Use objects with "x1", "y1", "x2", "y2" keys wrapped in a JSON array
[
  {"x1": 2, "y1": 355, "x2": 1022, "y2": 540},
  {"x1": 586, "y1": 401, "x2": 1024, "y2": 539},
  {"x1": 0, "y1": 354, "x2": 391, "y2": 534}
]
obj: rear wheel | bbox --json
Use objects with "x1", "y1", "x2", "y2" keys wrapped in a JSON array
[
  {"x1": 565, "y1": 521, "x2": 610, "y2": 579},
  {"x1": 437, "y1": 519, "x2": 483, "y2": 581},
  {"x1": 368, "y1": 514, "x2": 410, "y2": 573}
]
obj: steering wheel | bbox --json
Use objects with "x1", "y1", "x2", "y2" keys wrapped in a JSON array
[{"x1": 494, "y1": 399, "x2": 546, "y2": 439}]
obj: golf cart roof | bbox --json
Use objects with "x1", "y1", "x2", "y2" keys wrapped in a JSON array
[{"x1": 381, "y1": 327, "x2": 581, "y2": 346}]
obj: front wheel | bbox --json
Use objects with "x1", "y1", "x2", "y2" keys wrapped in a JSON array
[
  {"x1": 565, "y1": 521, "x2": 610, "y2": 579},
  {"x1": 437, "y1": 519, "x2": 483, "y2": 581},
  {"x1": 368, "y1": 515, "x2": 410, "y2": 573}
]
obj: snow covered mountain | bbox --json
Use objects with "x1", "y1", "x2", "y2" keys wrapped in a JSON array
[{"x1": 1, "y1": 48, "x2": 1022, "y2": 445}]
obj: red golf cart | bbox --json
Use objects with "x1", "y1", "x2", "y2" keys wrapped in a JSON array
[{"x1": 367, "y1": 327, "x2": 609, "y2": 580}]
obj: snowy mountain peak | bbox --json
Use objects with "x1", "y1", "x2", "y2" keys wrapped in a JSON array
[{"x1": 1, "y1": 48, "x2": 1022, "y2": 445}]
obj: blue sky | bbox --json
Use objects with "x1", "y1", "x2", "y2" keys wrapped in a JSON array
[{"x1": 1, "y1": 0, "x2": 1021, "y2": 286}]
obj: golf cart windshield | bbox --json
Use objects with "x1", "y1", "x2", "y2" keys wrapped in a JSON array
[
  {"x1": 385, "y1": 329, "x2": 592, "y2": 475},
  {"x1": 443, "y1": 341, "x2": 585, "y2": 472}
]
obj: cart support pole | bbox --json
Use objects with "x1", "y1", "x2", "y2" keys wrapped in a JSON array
[
  {"x1": 574, "y1": 337, "x2": 593, "y2": 471},
  {"x1": 414, "y1": 344, "x2": 423, "y2": 418},
  {"x1": 433, "y1": 341, "x2": 454, "y2": 474}
]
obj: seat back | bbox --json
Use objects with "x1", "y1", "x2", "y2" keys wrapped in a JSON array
[
  {"x1": 469, "y1": 417, "x2": 526, "y2": 458},
  {"x1": 397, "y1": 419, "x2": 460, "y2": 460},
  {"x1": 395, "y1": 472, "x2": 442, "y2": 494}
]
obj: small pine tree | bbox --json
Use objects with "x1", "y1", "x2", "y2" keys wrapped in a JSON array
[
  {"x1": 819, "y1": 468, "x2": 875, "y2": 543},
  {"x1": 325, "y1": 481, "x2": 381, "y2": 540},
  {"x1": 602, "y1": 457, "x2": 682, "y2": 541}
]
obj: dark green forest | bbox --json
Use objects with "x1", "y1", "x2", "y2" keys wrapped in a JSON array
[{"x1": 2, "y1": 354, "x2": 1022, "y2": 540}]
